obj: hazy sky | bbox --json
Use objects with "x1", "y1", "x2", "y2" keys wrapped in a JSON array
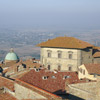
[{"x1": 0, "y1": 0, "x2": 100, "y2": 30}]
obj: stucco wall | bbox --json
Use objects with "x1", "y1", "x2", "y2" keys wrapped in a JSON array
[
  {"x1": 78, "y1": 64, "x2": 97, "y2": 80},
  {"x1": 15, "y1": 83, "x2": 47, "y2": 100},
  {"x1": 40, "y1": 47, "x2": 82, "y2": 71}
]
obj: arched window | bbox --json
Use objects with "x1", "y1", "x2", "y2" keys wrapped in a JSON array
[{"x1": 48, "y1": 65, "x2": 51, "y2": 70}]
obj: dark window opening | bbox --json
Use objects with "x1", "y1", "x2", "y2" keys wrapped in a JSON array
[
  {"x1": 48, "y1": 52, "x2": 51, "y2": 57},
  {"x1": 69, "y1": 67, "x2": 72, "y2": 71},
  {"x1": 58, "y1": 53, "x2": 61, "y2": 58},
  {"x1": 83, "y1": 70, "x2": 85, "y2": 75},
  {"x1": 58, "y1": 65, "x2": 61, "y2": 71},
  {"x1": 69, "y1": 54, "x2": 72, "y2": 59},
  {"x1": 48, "y1": 65, "x2": 50, "y2": 70}
]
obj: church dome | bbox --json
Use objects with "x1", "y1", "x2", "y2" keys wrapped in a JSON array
[{"x1": 5, "y1": 49, "x2": 19, "y2": 61}]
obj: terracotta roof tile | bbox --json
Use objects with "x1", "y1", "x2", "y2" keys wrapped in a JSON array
[
  {"x1": 23, "y1": 59, "x2": 42, "y2": 68},
  {"x1": 37, "y1": 37, "x2": 93, "y2": 49},
  {"x1": 0, "y1": 93, "x2": 17, "y2": 100},
  {"x1": 93, "y1": 52, "x2": 100, "y2": 57},
  {"x1": 19, "y1": 69, "x2": 80, "y2": 94},
  {"x1": 0, "y1": 76, "x2": 14, "y2": 91},
  {"x1": 2, "y1": 61, "x2": 17, "y2": 68},
  {"x1": 16, "y1": 79, "x2": 61, "y2": 100},
  {"x1": 84, "y1": 64, "x2": 100, "y2": 74},
  {"x1": 93, "y1": 46, "x2": 100, "y2": 50}
]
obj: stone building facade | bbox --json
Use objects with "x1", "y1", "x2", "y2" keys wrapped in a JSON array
[
  {"x1": 40, "y1": 47, "x2": 82, "y2": 71},
  {"x1": 37, "y1": 37, "x2": 100, "y2": 71}
]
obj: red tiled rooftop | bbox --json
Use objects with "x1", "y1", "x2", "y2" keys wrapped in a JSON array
[
  {"x1": 37, "y1": 37, "x2": 93, "y2": 49},
  {"x1": 23, "y1": 59, "x2": 42, "y2": 68},
  {"x1": 19, "y1": 69, "x2": 80, "y2": 94},
  {"x1": 0, "y1": 76, "x2": 14, "y2": 91},
  {"x1": 84, "y1": 64, "x2": 100, "y2": 74},
  {"x1": 93, "y1": 46, "x2": 100, "y2": 50},
  {"x1": 16, "y1": 78, "x2": 61, "y2": 100},
  {"x1": 93, "y1": 51, "x2": 100, "y2": 58},
  {"x1": 0, "y1": 93, "x2": 17, "y2": 100}
]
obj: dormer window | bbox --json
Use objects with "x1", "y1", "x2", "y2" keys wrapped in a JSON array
[
  {"x1": 35, "y1": 68, "x2": 40, "y2": 72},
  {"x1": 33, "y1": 61, "x2": 37, "y2": 63},
  {"x1": 40, "y1": 66, "x2": 42, "y2": 68},
  {"x1": 52, "y1": 76, "x2": 56, "y2": 79},
  {"x1": 63, "y1": 75, "x2": 71, "y2": 79},
  {"x1": 34, "y1": 66, "x2": 36, "y2": 69},
  {"x1": 42, "y1": 76, "x2": 48, "y2": 80}
]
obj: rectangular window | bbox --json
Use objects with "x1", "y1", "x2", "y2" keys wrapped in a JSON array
[
  {"x1": 58, "y1": 65, "x2": 61, "y2": 71},
  {"x1": 58, "y1": 53, "x2": 61, "y2": 58},
  {"x1": 48, "y1": 65, "x2": 50, "y2": 70},
  {"x1": 69, "y1": 67, "x2": 72, "y2": 71},
  {"x1": 69, "y1": 54, "x2": 72, "y2": 59},
  {"x1": 48, "y1": 52, "x2": 51, "y2": 57},
  {"x1": 83, "y1": 70, "x2": 85, "y2": 75}
]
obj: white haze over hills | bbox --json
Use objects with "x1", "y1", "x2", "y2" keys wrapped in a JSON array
[{"x1": 0, "y1": 0, "x2": 100, "y2": 60}]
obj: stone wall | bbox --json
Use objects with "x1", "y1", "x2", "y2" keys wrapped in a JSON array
[
  {"x1": 15, "y1": 83, "x2": 47, "y2": 100},
  {"x1": 40, "y1": 47, "x2": 97, "y2": 72},
  {"x1": 94, "y1": 58, "x2": 100, "y2": 64},
  {"x1": 15, "y1": 79, "x2": 62, "y2": 100},
  {"x1": 67, "y1": 82, "x2": 100, "y2": 100},
  {"x1": 81, "y1": 47, "x2": 93, "y2": 64},
  {"x1": 41, "y1": 47, "x2": 82, "y2": 71}
]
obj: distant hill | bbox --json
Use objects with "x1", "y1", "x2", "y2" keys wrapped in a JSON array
[{"x1": 0, "y1": 28, "x2": 100, "y2": 60}]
